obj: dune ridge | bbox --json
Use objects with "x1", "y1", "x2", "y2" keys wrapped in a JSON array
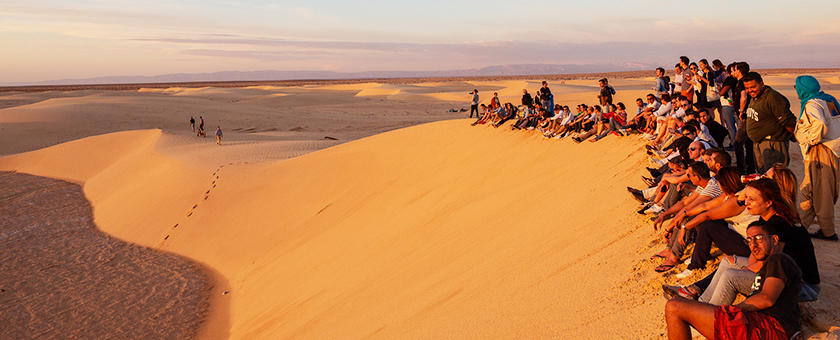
[{"x1": 1, "y1": 119, "x2": 677, "y2": 339}]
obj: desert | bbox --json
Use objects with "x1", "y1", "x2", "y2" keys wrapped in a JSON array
[{"x1": 2, "y1": 72, "x2": 840, "y2": 339}]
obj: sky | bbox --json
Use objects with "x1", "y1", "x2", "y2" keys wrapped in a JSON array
[{"x1": 2, "y1": 0, "x2": 840, "y2": 84}]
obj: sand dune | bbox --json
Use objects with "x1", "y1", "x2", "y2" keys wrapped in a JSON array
[
  {"x1": 2, "y1": 73, "x2": 840, "y2": 339},
  {"x1": 1, "y1": 121, "x2": 668, "y2": 339}
]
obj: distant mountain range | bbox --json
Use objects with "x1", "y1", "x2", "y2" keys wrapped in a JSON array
[{"x1": 4, "y1": 63, "x2": 659, "y2": 86}]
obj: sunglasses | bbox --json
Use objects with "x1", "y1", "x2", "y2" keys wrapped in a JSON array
[{"x1": 744, "y1": 234, "x2": 771, "y2": 245}]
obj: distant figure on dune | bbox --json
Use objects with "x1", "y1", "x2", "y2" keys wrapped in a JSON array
[
  {"x1": 198, "y1": 116, "x2": 205, "y2": 138},
  {"x1": 469, "y1": 90, "x2": 479, "y2": 118},
  {"x1": 190, "y1": 116, "x2": 195, "y2": 132},
  {"x1": 215, "y1": 126, "x2": 222, "y2": 145}
]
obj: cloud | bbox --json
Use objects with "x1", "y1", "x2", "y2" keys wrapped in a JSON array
[{"x1": 181, "y1": 49, "x2": 333, "y2": 62}]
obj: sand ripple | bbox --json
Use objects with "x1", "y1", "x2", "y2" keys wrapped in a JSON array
[{"x1": 0, "y1": 172, "x2": 211, "y2": 340}]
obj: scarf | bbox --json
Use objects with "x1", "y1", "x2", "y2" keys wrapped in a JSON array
[{"x1": 796, "y1": 75, "x2": 840, "y2": 119}]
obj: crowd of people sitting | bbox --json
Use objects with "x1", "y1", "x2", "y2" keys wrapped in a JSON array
[{"x1": 469, "y1": 56, "x2": 840, "y2": 340}]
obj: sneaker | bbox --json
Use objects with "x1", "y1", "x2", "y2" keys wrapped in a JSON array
[
  {"x1": 627, "y1": 187, "x2": 648, "y2": 203},
  {"x1": 637, "y1": 202, "x2": 654, "y2": 215},
  {"x1": 644, "y1": 204, "x2": 663, "y2": 215},
  {"x1": 809, "y1": 229, "x2": 839, "y2": 241},
  {"x1": 642, "y1": 187, "x2": 657, "y2": 200},
  {"x1": 646, "y1": 167, "x2": 662, "y2": 178},
  {"x1": 572, "y1": 137, "x2": 582, "y2": 144},
  {"x1": 675, "y1": 269, "x2": 694, "y2": 278},
  {"x1": 662, "y1": 284, "x2": 698, "y2": 300}
]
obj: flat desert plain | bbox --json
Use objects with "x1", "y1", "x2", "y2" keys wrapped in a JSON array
[{"x1": 1, "y1": 74, "x2": 839, "y2": 339}]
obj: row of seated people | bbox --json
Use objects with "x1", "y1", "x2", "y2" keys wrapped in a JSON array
[
  {"x1": 471, "y1": 99, "x2": 631, "y2": 143},
  {"x1": 628, "y1": 145, "x2": 819, "y2": 339}
]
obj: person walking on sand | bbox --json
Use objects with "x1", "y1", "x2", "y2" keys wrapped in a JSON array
[
  {"x1": 190, "y1": 116, "x2": 195, "y2": 132},
  {"x1": 794, "y1": 75, "x2": 840, "y2": 241},
  {"x1": 215, "y1": 126, "x2": 223, "y2": 145},
  {"x1": 469, "y1": 90, "x2": 479, "y2": 118}
]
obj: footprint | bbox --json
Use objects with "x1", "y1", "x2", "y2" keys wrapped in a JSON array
[
  {"x1": 213, "y1": 185, "x2": 216, "y2": 188},
  {"x1": 216, "y1": 176, "x2": 219, "y2": 179},
  {"x1": 204, "y1": 196, "x2": 208, "y2": 200},
  {"x1": 187, "y1": 212, "x2": 193, "y2": 217},
  {"x1": 173, "y1": 224, "x2": 178, "y2": 229},
  {"x1": 164, "y1": 235, "x2": 170, "y2": 240},
  {"x1": 193, "y1": 204, "x2": 198, "y2": 209},
  {"x1": 205, "y1": 190, "x2": 210, "y2": 194}
]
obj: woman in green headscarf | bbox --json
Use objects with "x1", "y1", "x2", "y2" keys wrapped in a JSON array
[{"x1": 794, "y1": 75, "x2": 840, "y2": 241}]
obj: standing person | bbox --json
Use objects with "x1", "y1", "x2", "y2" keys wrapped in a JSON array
[
  {"x1": 672, "y1": 64, "x2": 683, "y2": 96},
  {"x1": 679, "y1": 56, "x2": 694, "y2": 103},
  {"x1": 718, "y1": 65, "x2": 738, "y2": 149},
  {"x1": 731, "y1": 62, "x2": 757, "y2": 174},
  {"x1": 711, "y1": 59, "x2": 727, "y2": 123},
  {"x1": 469, "y1": 90, "x2": 479, "y2": 118},
  {"x1": 698, "y1": 59, "x2": 717, "y2": 119},
  {"x1": 653, "y1": 67, "x2": 668, "y2": 97},
  {"x1": 686, "y1": 62, "x2": 707, "y2": 108},
  {"x1": 539, "y1": 81, "x2": 553, "y2": 115},
  {"x1": 794, "y1": 75, "x2": 840, "y2": 241},
  {"x1": 743, "y1": 72, "x2": 797, "y2": 173},
  {"x1": 598, "y1": 78, "x2": 614, "y2": 114},
  {"x1": 215, "y1": 126, "x2": 223, "y2": 145},
  {"x1": 190, "y1": 116, "x2": 195, "y2": 132}
]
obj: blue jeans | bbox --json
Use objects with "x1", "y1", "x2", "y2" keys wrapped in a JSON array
[{"x1": 720, "y1": 105, "x2": 737, "y2": 147}]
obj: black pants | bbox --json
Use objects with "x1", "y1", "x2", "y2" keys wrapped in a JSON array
[
  {"x1": 687, "y1": 219, "x2": 750, "y2": 271},
  {"x1": 734, "y1": 138, "x2": 757, "y2": 174},
  {"x1": 470, "y1": 104, "x2": 479, "y2": 118}
]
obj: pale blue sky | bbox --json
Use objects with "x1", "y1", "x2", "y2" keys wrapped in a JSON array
[{"x1": 2, "y1": 0, "x2": 839, "y2": 83}]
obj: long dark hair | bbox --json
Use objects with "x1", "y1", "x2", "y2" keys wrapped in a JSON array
[
  {"x1": 716, "y1": 167, "x2": 744, "y2": 195},
  {"x1": 746, "y1": 178, "x2": 800, "y2": 225}
]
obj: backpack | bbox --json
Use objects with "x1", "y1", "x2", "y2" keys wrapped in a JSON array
[{"x1": 608, "y1": 85, "x2": 616, "y2": 95}]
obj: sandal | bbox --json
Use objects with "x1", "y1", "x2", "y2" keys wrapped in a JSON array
[
  {"x1": 654, "y1": 263, "x2": 675, "y2": 273},
  {"x1": 649, "y1": 254, "x2": 666, "y2": 260}
]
